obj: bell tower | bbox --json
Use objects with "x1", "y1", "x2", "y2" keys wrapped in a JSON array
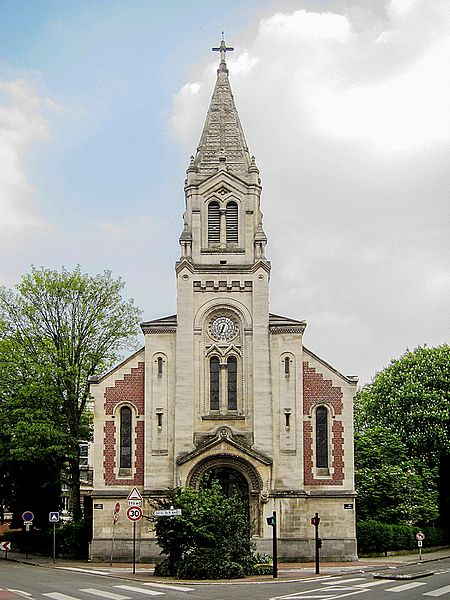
[{"x1": 174, "y1": 38, "x2": 273, "y2": 458}]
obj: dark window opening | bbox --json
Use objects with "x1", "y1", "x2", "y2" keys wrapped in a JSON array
[
  {"x1": 285, "y1": 412, "x2": 291, "y2": 428},
  {"x1": 119, "y1": 406, "x2": 132, "y2": 469},
  {"x1": 210, "y1": 357, "x2": 220, "y2": 410},
  {"x1": 316, "y1": 407, "x2": 329, "y2": 469},
  {"x1": 157, "y1": 357, "x2": 163, "y2": 376},
  {"x1": 226, "y1": 201, "x2": 238, "y2": 243},
  {"x1": 227, "y1": 356, "x2": 237, "y2": 410},
  {"x1": 284, "y1": 357, "x2": 290, "y2": 376},
  {"x1": 208, "y1": 202, "x2": 220, "y2": 244}
]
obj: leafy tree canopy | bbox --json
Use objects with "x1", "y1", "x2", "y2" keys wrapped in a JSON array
[
  {"x1": 0, "y1": 266, "x2": 142, "y2": 521},
  {"x1": 355, "y1": 345, "x2": 450, "y2": 528}
]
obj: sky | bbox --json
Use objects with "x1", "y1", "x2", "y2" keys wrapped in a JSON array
[{"x1": 0, "y1": 0, "x2": 448, "y2": 385}]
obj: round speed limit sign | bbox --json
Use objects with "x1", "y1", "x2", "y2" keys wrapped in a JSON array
[{"x1": 126, "y1": 505, "x2": 143, "y2": 522}]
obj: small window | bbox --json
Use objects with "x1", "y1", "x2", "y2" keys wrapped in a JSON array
[
  {"x1": 157, "y1": 357, "x2": 163, "y2": 377},
  {"x1": 316, "y1": 407, "x2": 329, "y2": 469},
  {"x1": 210, "y1": 357, "x2": 220, "y2": 410},
  {"x1": 79, "y1": 442, "x2": 89, "y2": 467},
  {"x1": 227, "y1": 356, "x2": 237, "y2": 410},
  {"x1": 119, "y1": 406, "x2": 132, "y2": 469},
  {"x1": 226, "y1": 201, "x2": 238, "y2": 243},
  {"x1": 284, "y1": 357, "x2": 290, "y2": 376},
  {"x1": 208, "y1": 202, "x2": 220, "y2": 244}
]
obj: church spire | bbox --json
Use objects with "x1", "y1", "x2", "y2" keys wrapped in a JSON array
[{"x1": 189, "y1": 37, "x2": 256, "y2": 181}]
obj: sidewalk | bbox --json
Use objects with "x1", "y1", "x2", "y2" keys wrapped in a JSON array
[{"x1": 3, "y1": 548, "x2": 450, "y2": 583}]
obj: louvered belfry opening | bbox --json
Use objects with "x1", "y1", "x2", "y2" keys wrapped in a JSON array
[
  {"x1": 208, "y1": 201, "x2": 220, "y2": 244},
  {"x1": 226, "y1": 201, "x2": 238, "y2": 243}
]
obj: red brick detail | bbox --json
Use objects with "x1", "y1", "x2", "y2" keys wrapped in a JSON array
[
  {"x1": 303, "y1": 421, "x2": 313, "y2": 482},
  {"x1": 103, "y1": 420, "x2": 144, "y2": 486},
  {"x1": 104, "y1": 362, "x2": 145, "y2": 415},
  {"x1": 303, "y1": 361, "x2": 343, "y2": 415},
  {"x1": 332, "y1": 420, "x2": 344, "y2": 481},
  {"x1": 303, "y1": 361, "x2": 344, "y2": 485}
]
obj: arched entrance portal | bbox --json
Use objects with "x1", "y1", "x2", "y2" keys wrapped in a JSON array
[
  {"x1": 186, "y1": 454, "x2": 264, "y2": 535},
  {"x1": 201, "y1": 466, "x2": 249, "y2": 498}
]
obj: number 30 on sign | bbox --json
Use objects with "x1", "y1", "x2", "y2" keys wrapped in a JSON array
[{"x1": 126, "y1": 506, "x2": 143, "y2": 521}]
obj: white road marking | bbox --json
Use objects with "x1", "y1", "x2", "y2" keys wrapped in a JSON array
[
  {"x1": 424, "y1": 586, "x2": 450, "y2": 597},
  {"x1": 44, "y1": 593, "x2": 83, "y2": 600},
  {"x1": 80, "y1": 590, "x2": 130, "y2": 600},
  {"x1": 323, "y1": 579, "x2": 366, "y2": 586},
  {"x1": 113, "y1": 587, "x2": 163, "y2": 597},
  {"x1": 385, "y1": 582, "x2": 427, "y2": 592},
  {"x1": 7, "y1": 592, "x2": 33, "y2": 597},
  {"x1": 56, "y1": 568, "x2": 112, "y2": 576},
  {"x1": 270, "y1": 587, "x2": 368, "y2": 600},
  {"x1": 353, "y1": 581, "x2": 388, "y2": 588},
  {"x1": 143, "y1": 582, "x2": 195, "y2": 592}
]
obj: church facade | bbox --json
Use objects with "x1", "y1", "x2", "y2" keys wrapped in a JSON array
[{"x1": 90, "y1": 41, "x2": 358, "y2": 562}]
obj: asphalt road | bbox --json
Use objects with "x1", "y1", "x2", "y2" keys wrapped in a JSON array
[{"x1": 0, "y1": 559, "x2": 449, "y2": 600}]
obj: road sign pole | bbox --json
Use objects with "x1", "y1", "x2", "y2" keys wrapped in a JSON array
[
  {"x1": 272, "y1": 511, "x2": 278, "y2": 579},
  {"x1": 132, "y1": 521, "x2": 136, "y2": 575},
  {"x1": 53, "y1": 522, "x2": 56, "y2": 563}
]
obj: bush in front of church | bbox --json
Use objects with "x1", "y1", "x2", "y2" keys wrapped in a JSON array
[{"x1": 152, "y1": 480, "x2": 259, "y2": 579}]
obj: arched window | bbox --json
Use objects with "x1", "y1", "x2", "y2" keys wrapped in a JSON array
[
  {"x1": 284, "y1": 357, "x2": 290, "y2": 376},
  {"x1": 119, "y1": 406, "x2": 132, "y2": 469},
  {"x1": 208, "y1": 201, "x2": 220, "y2": 244},
  {"x1": 226, "y1": 201, "x2": 238, "y2": 243},
  {"x1": 227, "y1": 356, "x2": 237, "y2": 410},
  {"x1": 210, "y1": 357, "x2": 220, "y2": 410},
  {"x1": 157, "y1": 356, "x2": 163, "y2": 377},
  {"x1": 316, "y1": 407, "x2": 329, "y2": 469}
]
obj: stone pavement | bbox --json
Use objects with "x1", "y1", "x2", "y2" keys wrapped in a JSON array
[{"x1": 2, "y1": 548, "x2": 450, "y2": 584}]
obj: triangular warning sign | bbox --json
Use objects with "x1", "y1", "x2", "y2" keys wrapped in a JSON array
[{"x1": 127, "y1": 487, "x2": 143, "y2": 501}]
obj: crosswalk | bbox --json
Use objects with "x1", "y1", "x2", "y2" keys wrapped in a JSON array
[
  {"x1": 271, "y1": 575, "x2": 450, "y2": 600},
  {"x1": 5, "y1": 583, "x2": 193, "y2": 600}
]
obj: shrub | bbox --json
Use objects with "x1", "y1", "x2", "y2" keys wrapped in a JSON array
[
  {"x1": 176, "y1": 548, "x2": 244, "y2": 580},
  {"x1": 357, "y1": 520, "x2": 449, "y2": 555}
]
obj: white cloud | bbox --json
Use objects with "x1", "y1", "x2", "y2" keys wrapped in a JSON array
[
  {"x1": 0, "y1": 77, "x2": 54, "y2": 238},
  {"x1": 170, "y1": 1, "x2": 450, "y2": 383}
]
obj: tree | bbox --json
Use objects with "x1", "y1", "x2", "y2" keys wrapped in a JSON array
[
  {"x1": 152, "y1": 482, "x2": 254, "y2": 579},
  {"x1": 354, "y1": 426, "x2": 439, "y2": 524},
  {"x1": 355, "y1": 345, "x2": 450, "y2": 529},
  {"x1": 0, "y1": 266, "x2": 142, "y2": 521}
]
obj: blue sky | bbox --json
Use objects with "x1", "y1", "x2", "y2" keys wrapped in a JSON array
[{"x1": 1, "y1": 0, "x2": 449, "y2": 383}]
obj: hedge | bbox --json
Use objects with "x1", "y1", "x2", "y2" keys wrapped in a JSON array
[{"x1": 357, "y1": 520, "x2": 449, "y2": 555}]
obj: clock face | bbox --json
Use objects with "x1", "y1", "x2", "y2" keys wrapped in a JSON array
[{"x1": 210, "y1": 316, "x2": 237, "y2": 341}]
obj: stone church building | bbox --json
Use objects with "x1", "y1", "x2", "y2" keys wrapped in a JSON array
[{"x1": 90, "y1": 41, "x2": 358, "y2": 562}]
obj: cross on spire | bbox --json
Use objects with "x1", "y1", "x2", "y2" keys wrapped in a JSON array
[{"x1": 212, "y1": 37, "x2": 234, "y2": 63}]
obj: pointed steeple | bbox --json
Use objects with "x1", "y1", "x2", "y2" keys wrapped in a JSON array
[{"x1": 191, "y1": 38, "x2": 255, "y2": 181}]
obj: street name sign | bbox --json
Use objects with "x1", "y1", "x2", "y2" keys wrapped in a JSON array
[{"x1": 154, "y1": 509, "x2": 182, "y2": 517}]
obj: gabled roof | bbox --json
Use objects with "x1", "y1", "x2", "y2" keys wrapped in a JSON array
[{"x1": 303, "y1": 345, "x2": 358, "y2": 385}]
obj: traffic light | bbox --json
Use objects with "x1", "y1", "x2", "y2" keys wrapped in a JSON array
[
  {"x1": 311, "y1": 515, "x2": 320, "y2": 526},
  {"x1": 266, "y1": 515, "x2": 276, "y2": 527},
  {"x1": 317, "y1": 538, "x2": 323, "y2": 548}
]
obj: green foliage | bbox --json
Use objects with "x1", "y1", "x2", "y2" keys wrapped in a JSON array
[
  {"x1": 355, "y1": 345, "x2": 450, "y2": 528},
  {"x1": 356, "y1": 345, "x2": 450, "y2": 458},
  {"x1": 152, "y1": 482, "x2": 255, "y2": 579},
  {"x1": 176, "y1": 548, "x2": 245, "y2": 580},
  {"x1": 356, "y1": 520, "x2": 449, "y2": 555},
  {"x1": 355, "y1": 427, "x2": 439, "y2": 524},
  {"x1": 0, "y1": 266, "x2": 142, "y2": 521},
  {"x1": 2, "y1": 519, "x2": 90, "y2": 558}
]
